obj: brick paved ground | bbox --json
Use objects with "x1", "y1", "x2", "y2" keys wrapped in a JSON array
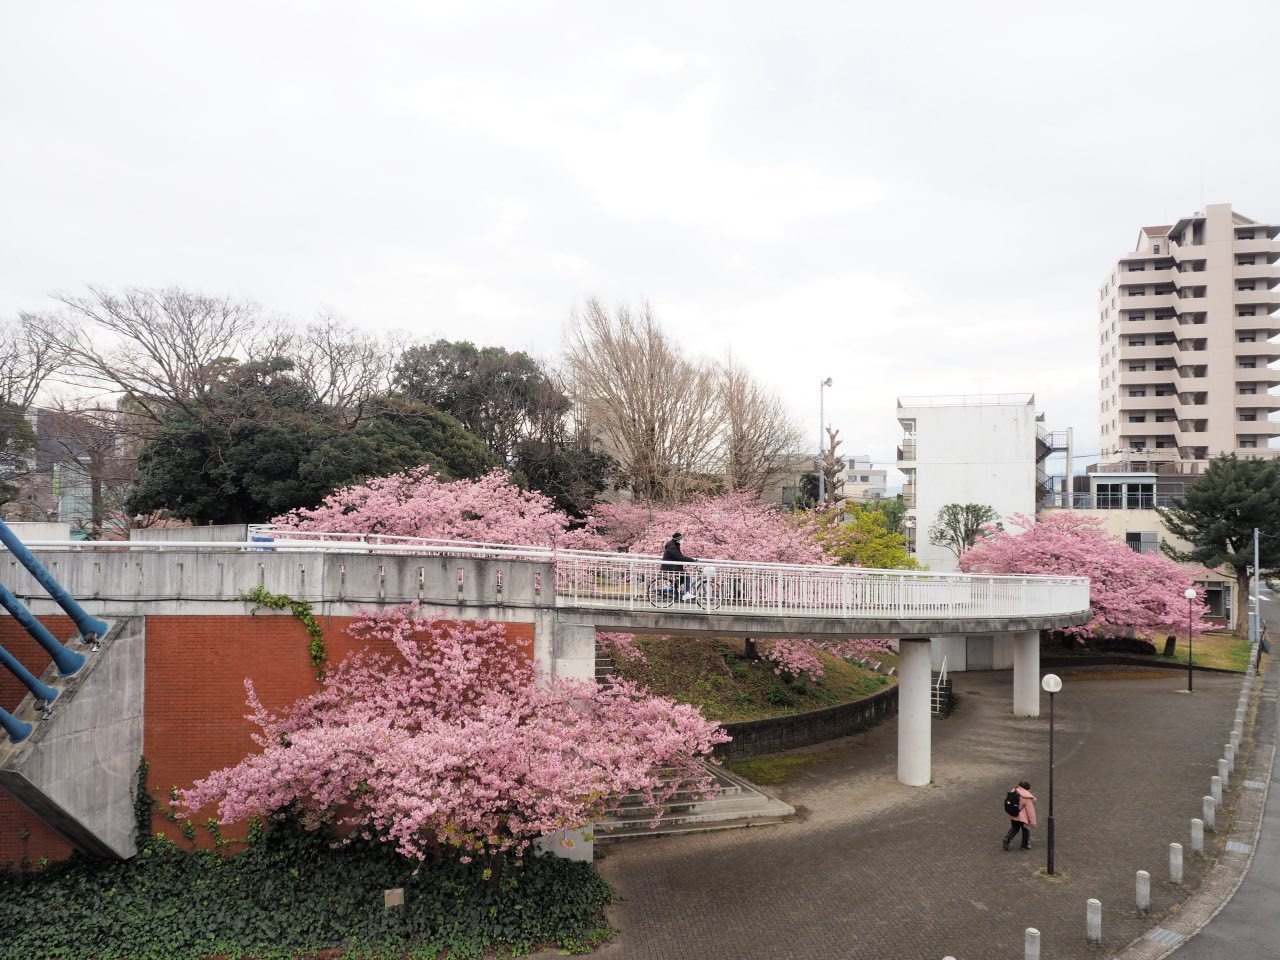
[{"x1": 586, "y1": 666, "x2": 1252, "y2": 960}]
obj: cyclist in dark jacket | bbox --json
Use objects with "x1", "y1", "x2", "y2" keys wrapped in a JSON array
[{"x1": 661, "y1": 532, "x2": 698, "y2": 599}]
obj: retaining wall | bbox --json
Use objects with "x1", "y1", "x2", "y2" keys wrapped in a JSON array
[{"x1": 715, "y1": 685, "x2": 899, "y2": 760}]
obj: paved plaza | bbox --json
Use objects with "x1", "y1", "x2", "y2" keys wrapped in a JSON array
[{"x1": 587, "y1": 665, "x2": 1261, "y2": 960}]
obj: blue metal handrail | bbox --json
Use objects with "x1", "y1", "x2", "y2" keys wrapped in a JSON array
[{"x1": 0, "y1": 519, "x2": 108, "y2": 643}]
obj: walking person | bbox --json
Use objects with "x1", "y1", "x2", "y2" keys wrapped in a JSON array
[{"x1": 1002, "y1": 780, "x2": 1037, "y2": 851}]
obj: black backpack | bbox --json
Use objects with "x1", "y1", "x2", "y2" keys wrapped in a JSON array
[{"x1": 1004, "y1": 789, "x2": 1021, "y2": 817}]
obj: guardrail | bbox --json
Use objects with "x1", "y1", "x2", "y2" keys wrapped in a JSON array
[{"x1": 16, "y1": 531, "x2": 1090, "y2": 622}]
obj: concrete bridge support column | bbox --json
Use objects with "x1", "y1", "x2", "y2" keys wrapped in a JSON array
[
  {"x1": 898, "y1": 637, "x2": 932, "y2": 787},
  {"x1": 1012, "y1": 630, "x2": 1041, "y2": 718},
  {"x1": 538, "y1": 614, "x2": 596, "y2": 862}
]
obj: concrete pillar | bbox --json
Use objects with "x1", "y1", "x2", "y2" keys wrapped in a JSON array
[
  {"x1": 898, "y1": 638, "x2": 932, "y2": 786},
  {"x1": 1211, "y1": 775, "x2": 1223, "y2": 807},
  {"x1": 1170, "y1": 843, "x2": 1183, "y2": 884},
  {"x1": 1136, "y1": 870, "x2": 1150, "y2": 912},
  {"x1": 549, "y1": 618, "x2": 597, "y2": 682},
  {"x1": 1024, "y1": 928, "x2": 1040, "y2": 960},
  {"x1": 1012, "y1": 630, "x2": 1040, "y2": 717},
  {"x1": 1191, "y1": 818, "x2": 1204, "y2": 854},
  {"x1": 1203, "y1": 796, "x2": 1216, "y2": 830}
]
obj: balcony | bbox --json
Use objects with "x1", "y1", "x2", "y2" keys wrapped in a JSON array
[
  {"x1": 1119, "y1": 342, "x2": 1180, "y2": 364},
  {"x1": 1119, "y1": 293, "x2": 1177, "y2": 313},
  {"x1": 897, "y1": 438, "x2": 917, "y2": 463},
  {"x1": 1238, "y1": 394, "x2": 1280, "y2": 410},
  {"x1": 1122, "y1": 368, "x2": 1180, "y2": 387},
  {"x1": 1234, "y1": 239, "x2": 1280, "y2": 261},
  {"x1": 1234, "y1": 261, "x2": 1278, "y2": 282},
  {"x1": 1120, "y1": 394, "x2": 1178, "y2": 412},
  {"x1": 902, "y1": 483, "x2": 916, "y2": 508}
]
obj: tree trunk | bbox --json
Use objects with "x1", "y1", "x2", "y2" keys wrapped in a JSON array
[{"x1": 1237, "y1": 569, "x2": 1252, "y2": 637}]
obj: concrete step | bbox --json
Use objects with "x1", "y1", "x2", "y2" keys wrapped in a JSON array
[{"x1": 596, "y1": 763, "x2": 793, "y2": 841}]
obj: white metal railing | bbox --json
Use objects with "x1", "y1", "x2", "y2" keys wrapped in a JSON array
[{"x1": 20, "y1": 529, "x2": 1091, "y2": 622}]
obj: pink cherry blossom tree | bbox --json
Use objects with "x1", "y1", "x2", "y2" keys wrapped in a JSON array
[
  {"x1": 181, "y1": 606, "x2": 727, "y2": 874},
  {"x1": 274, "y1": 466, "x2": 601, "y2": 549},
  {"x1": 959, "y1": 512, "x2": 1209, "y2": 641}
]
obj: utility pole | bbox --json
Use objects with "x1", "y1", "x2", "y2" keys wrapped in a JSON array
[
  {"x1": 818, "y1": 377, "x2": 832, "y2": 505},
  {"x1": 1253, "y1": 526, "x2": 1261, "y2": 646}
]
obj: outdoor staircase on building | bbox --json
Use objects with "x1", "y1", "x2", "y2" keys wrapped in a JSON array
[
  {"x1": 932, "y1": 672, "x2": 955, "y2": 718},
  {"x1": 595, "y1": 641, "x2": 613, "y2": 686},
  {"x1": 595, "y1": 762, "x2": 793, "y2": 841}
]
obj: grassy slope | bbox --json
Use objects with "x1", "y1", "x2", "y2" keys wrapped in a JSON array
[
  {"x1": 1050, "y1": 630, "x2": 1252, "y2": 672},
  {"x1": 611, "y1": 635, "x2": 897, "y2": 723}
]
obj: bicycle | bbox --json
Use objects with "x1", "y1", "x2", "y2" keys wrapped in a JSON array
[{"x1": 647, "y1": 564, "x2": 721, "y2": 611}]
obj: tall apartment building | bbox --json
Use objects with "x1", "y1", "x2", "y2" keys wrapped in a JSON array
[{"x1": 1098, "y1": 203, "x2": 1280, "y2": 472}]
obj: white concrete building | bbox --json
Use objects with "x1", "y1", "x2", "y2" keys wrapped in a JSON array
[
  {"x1": 896, "y1": 394, "x2": 1050, "y2": 573},
  {"x1": 844, "y1": 455, "x2": 888, "y2": 502},
  {"x1": 896, "y1": 394, "x2": 1059, "y2": 673},
  {"x1": 1098, "y1": 203, "x2": 1279, "y2": 471}
]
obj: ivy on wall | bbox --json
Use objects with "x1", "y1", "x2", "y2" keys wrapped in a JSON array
[{"x1": 240, "y1": 585, "x2": 328, "y2": 679}]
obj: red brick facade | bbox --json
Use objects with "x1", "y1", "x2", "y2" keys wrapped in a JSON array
[{"x1": 0, "y1": 613, "x2": 535, "y2": 864}]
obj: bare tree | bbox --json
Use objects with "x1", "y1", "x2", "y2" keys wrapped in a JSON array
[
  {"x1": 0, "y1": 314, "x2": 73, "y2": 506},
  {"x1": 820, "y1": 425, "x2": 846, "y2": 507},
  {"x1": 565, "y1": 299, "x2": 724, "y2": 502},
  {"x1": 286, "y1": 312, "x2": 404, "y2": 426},
  {"x1": 50, "y1": 286, "x2": 279, "y2": 427},
  {"x1": 30, "y1": 401, "x2": 137, "y2": 539},
  {"x1": 719, "y1": 359, "x2": 804, "y2": 495}
]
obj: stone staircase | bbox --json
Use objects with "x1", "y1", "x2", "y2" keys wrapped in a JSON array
[{"x1": 595, "y1": 762, "x2": 794, "y2": 841}]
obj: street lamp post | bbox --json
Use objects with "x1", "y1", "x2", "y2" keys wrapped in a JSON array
[
  {"x1": 1041, "y1": 673, "x2": 1062, "y2": 876},
  {"x1": 818, "y1": 377, "x2": 832, "y2": 505},
  {"x1": 1185, "y1": 587, "x2": 1197, "y2": 693}
]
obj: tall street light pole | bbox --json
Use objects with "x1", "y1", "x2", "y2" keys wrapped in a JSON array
[
  {"x1": 1185, "y1": 587, "x2": 1197, "y2": 692},
  {"x1": 818, "y1": 377, "x2": 832, "y2": 505},
  {"x1": 1041, "y1": 673, "x2": 1062, "y2": 876}
]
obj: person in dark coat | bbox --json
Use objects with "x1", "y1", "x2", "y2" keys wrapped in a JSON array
[
  {"x1": 1002, "y1": 780, "x2": 1038, "y2": 851},
  {"x1": 661, "y1": 532, "x2": 698, "y2": 600}
]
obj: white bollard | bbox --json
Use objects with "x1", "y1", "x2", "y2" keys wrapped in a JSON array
[
  {"x1": 1170, "y1": 843, "x2": 1183, "y2": 885},
  {"x1": 1232, "y1": 730, "x2": 1241, "y2": 751},
  {"x1": 1219, "y1": 758, "x2": 1230, "y2": 788},
  {"x1": 1086, "y1": 899, "x2": 1102, "y2": 946},
  {"x1": 1226, "y1": 743, "x2": 1235, "y2": 773},
  {"x1": 1234, "y1": 720, "x2": 1244, "y2": 739},
  {"x1": 1025, "y1": 927, "x2": 1040, "y2": 960},
  {"x1": 1212, "y1": 775, "x2": 1223, "y2": 807},
  {"x1": 1136, "y1": 870, "x2": 1151, "y2": 912},
  {"x1": 1191, "y1": 818, "x2": 1204, "y2": 855},
  {"x1": 1204, "y1": 795, "x2": 1216, "y2": 830}
]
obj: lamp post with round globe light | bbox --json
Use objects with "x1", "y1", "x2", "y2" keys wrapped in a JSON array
[
  {"x1": 1185, "y1": 587, "x2": 1197, "y2": 692},
  {"x1": 1042, "y1": 673, "x2": 1063, "y2": 876}
]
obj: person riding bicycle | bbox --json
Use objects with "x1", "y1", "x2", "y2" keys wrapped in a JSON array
[{"x1": 661, "y1": 532, "x2": 698, "y2": 601}]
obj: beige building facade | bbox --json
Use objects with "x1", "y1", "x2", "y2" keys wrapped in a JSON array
[{"x1": 1098, "y1": 203, "x2": 1279, "y2": 472}]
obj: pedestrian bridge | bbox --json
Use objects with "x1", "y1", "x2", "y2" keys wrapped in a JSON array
[{"x1": 1, "y1": 530, "x2": 1091, "y2": 859}]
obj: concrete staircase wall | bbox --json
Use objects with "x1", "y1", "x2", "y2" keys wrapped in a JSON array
[{"x1": 0, "y1": 618, "x2": 143, "y2": 859}]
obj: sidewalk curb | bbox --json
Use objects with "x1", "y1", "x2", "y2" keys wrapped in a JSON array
[{"x1": 1112, "y1": 664, "x2": 1274, "y2": 960}]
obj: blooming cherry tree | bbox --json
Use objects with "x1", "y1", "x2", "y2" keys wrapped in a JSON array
[
  {"x1": 959, "y1": 512, "x2": 1209, "y2": 640},
  {"x1": 181, "y1": 606, "x2": 727, "y2": 868},
  {"x1": 274, "y1": 466, "x2": 600, "y2": 548}
]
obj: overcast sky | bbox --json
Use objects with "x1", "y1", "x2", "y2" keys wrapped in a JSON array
[{"x1": 2, "y1": 1, "x2": 1277, "y2": 484}]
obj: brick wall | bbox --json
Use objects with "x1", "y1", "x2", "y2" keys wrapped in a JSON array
[{"x1": 1, "y1": 613, "x2": 534, "y2": 865}]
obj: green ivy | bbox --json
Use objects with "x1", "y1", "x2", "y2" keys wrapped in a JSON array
[
  {"x1": 241, "y1": 585, "x2": 328, "y2": 679},
  {"x1": 1, "y1": 818, "x2": 613, "y2": 959}
]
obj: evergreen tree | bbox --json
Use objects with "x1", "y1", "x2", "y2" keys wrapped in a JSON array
[{"x1": 1158, "y1": 454, "x2": 1280, "y2": 630}]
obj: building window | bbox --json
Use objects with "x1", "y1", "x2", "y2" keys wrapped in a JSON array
[
  {"x1": 1241, "y1": 413, "x2": 1258, "y2": 421},
  {"x1": 1238, "y1": 256, "x2": 1255, "y2": 265},
  {"x1": 1129, "y1": 311, "x2": 1146, "y2": 321},
  {"x1": 1239, "y1": 334, "x2": 1257, "y2": 343},
  {"x1": 1155, "y1": 387, "x2": 1175, "y2": 396},
  {"x1": 1155, "y1": 439, "x2": 1175, "y2": 448},
  {"x1": 1153, "y1": 244, "x2": 1161, "y2": 254},
  {"x1": 1241, "y1": 440, "x2": 1258, "y2": 448},
  {"x1": 1129, "y1": 337, "x2": 1147, "y2": 346},
  {"x1": 1154, "y1": 337, "x2": 1175, "y2": 346},
  {"x1": 1154, "y1": 362, "x2": 1175, "y2": 371},
  {"x1": 1241, "y1": 386, "x2": 1258, "y2": 395},
  {"x1": 1155, "y1": 413, "x2": 1175, "y2": 422},
  {"x1": 1128, "y1": 263, "x2": 1146, "y2": 272},
  {"x1": 1129, "y1": 414, "x2": 1147, "y2": 423},
  {"x1": 1129, "y1": 363, "x2": 1147, "y2": 372},
  {"x1": 1239, "y1": 360, "x2": 1257, "y2": 369},
  {"x1": 1239, "y1": 231, "x2": 1255, "y2": 240},
  {"x1": 1238, "y1": 282, "x2": 1256, "y2": 291},
  {"x1": 1129, "y1": 388, "x2": 1147, "y2": 397},
  {"x1": 1238, "y1": 309, "x2": 1256, "y2": 317}
]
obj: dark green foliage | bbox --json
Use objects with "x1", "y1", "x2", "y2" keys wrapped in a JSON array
[
  {"x1": 0, "y1": 819, "x2": 613, "y2": 959},
  {"x1": 126, "y1": 360, "x2": 494, "y2": 524},
  {"x1": 1158, "y1": 454, "x2": 1280, "y2": 628},
  {"x1": 513, "y1": 438, "x2": 621, "y2": 519}
]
